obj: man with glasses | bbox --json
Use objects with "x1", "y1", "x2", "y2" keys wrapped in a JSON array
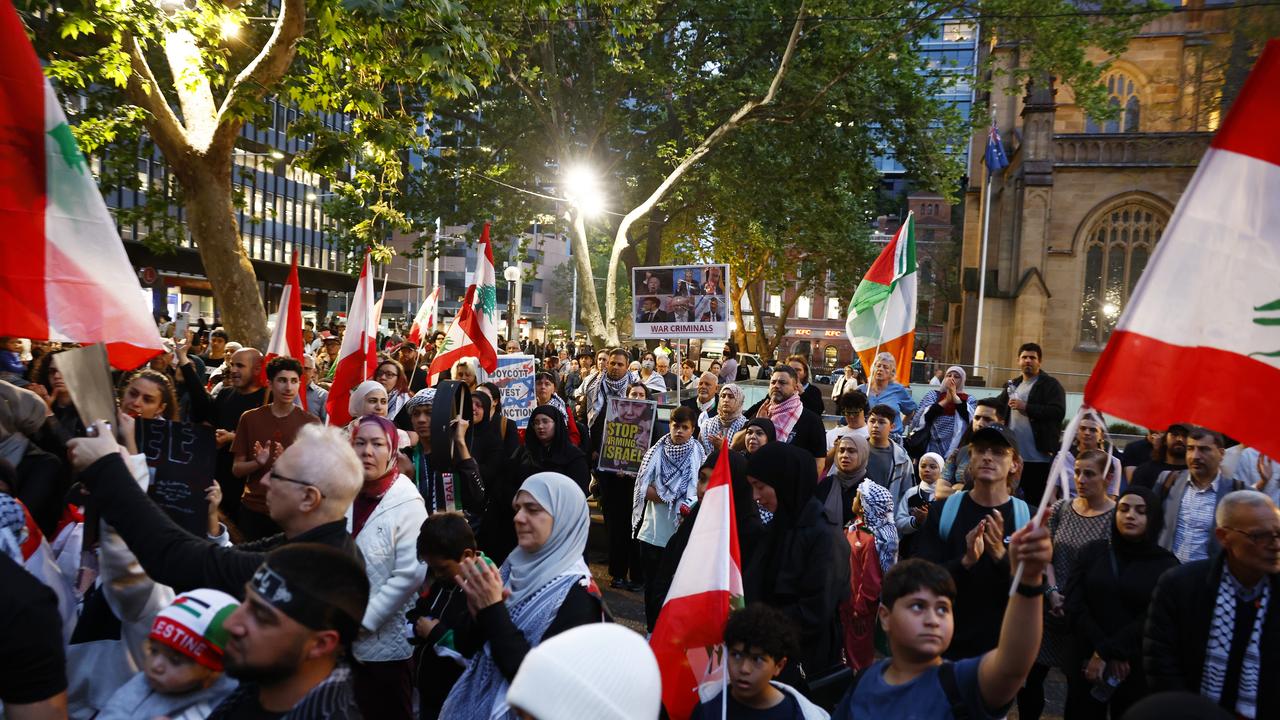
[
  {"x1": 67, "y1": 422, "x2": 364, "y2": 597},
  {"x1": 231, "y1": 357, "x2": 321, "y2": 540},
  {"x1": 1147, "y1": 490, "x2": 1280, "y2": 718},
  {"x1": 300, "y1": 354, "x2": 329, "y2": 423},
  {"x1": 1158, "y1": 427, "x2": 1246, "y2": 563}
]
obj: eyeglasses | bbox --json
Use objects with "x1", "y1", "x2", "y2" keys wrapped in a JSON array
[
  {"x1": 1223, "y1": 527, "x2": 1280, "y2": 546},
  {"x1": 270, "y1": 471, "x2": 326, "y2": 498},
  {"x1": 376, "y1": 370, "x2": 400, "y2": 379}
]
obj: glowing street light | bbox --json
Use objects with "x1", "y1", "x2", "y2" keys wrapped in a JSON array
[
  {"x1": 1102, "y1": 302, "x2": 1120, "y2": 318},
  {"x1": 564, "y1": 165, "x2": 605, "y2": 217},
  {"x1": 219, "y1": 16, "x2": 241, "y2": 40}
]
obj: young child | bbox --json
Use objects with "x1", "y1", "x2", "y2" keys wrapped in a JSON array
[
  {"x1": 690, "y1": 603, "x2": 828, "y2": 719},
  {"x1": 896, "y1": 452, "x2": 944, "y2": 558},
  {"x1": 633, "y1": 405, "x2": 706, "y2": 629},
  {"x1": 833, "y1": 537, "x2": 1052, "y2": 719},
  {"x1": 409, "y1": 511, "x2": 483, "y2": 720},
  {"x1": 840, "y1": 480, "x2": 896, "y2": 671},
  {"x1": 97, "y1": 589, "x2": 239, "y2": 720}
]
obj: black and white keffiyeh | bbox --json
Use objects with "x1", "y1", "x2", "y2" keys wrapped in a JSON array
[
  {"x1": 1201, "y1": 567, "x2": 1269, "y2": 717},
  {"x1": 588, "y1": 372, "x2": 632, "y2": 425},
  {"x1": 631, "y1": 435, "x2": 706, "y2": 530}
]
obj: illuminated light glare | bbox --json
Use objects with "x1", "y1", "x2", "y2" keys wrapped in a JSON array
[
  {"x1": 220, "y1": 17, "x2": 241, "y2": 40},
  {"x1": 270, "y1": 150, "x2": 285, "y2": 160},
  {"x1": 564, "y1": 165, "x2": 605, "y2": 217},
  {"x1": 306, "y1": 192, "x2": 318, "y2": 202},
  {"x1": 1102, "y1": 303, "x2": 1120, "y2": 318}
]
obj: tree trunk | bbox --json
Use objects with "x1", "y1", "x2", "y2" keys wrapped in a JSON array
[
  {"x1": 727, "y1": 268, "x2": 750, "y2": 351},
  {"x1": 179, "y1": 158, "x2": 270, "y2": 349},
  {"x1": 570, "y1": 211, "x2": 610, "y2": 348}
]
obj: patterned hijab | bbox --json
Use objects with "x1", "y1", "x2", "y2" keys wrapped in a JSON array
[{"x1": 856, "y1": 479, "x2": 897, "y2": 576}]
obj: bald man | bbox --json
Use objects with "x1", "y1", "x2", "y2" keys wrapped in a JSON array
[
  {"x1": 680, "y1": 371, "x2": 718, "y2": 416},
  {"x1": 188, "y1": 346, "x2": 266, "y2": 518}
]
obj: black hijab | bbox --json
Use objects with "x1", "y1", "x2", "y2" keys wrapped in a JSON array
[
  {"x1": 1112, "y1": 485, "x2": 1168, "y2": 560},
  {"x1": 743, "y1": 417, "x2": 777, "y2": 445},
  {"x1": 702, "y1": 449, "x2": 761, "y2": 538},
  {"x1": 525, "y1": 404, "x2": 584, "y2": 470},
  {"x1": 746, "y1": 441, "x2": 818, "y2": 528}
]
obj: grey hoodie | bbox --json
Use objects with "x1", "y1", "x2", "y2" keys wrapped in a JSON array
[{"x1": 97, "y1": 671, "x2": 237, "y2": 720}]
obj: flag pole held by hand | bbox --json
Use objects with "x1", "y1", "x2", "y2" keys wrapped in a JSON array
[{"x1": 1009, "y1": 405, "x2": 1085, "y2": 596}]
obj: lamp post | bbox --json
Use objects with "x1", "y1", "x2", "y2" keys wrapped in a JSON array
[{"x1": 504, "y1": 265, "x2": 521, "y2": 341}]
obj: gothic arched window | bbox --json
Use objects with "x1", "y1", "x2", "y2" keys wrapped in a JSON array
[
  {"x1": 1085, "y1": 72, "x2": 1141, "y2": 134},
  {"x1": 1079, "y1": 201, "x2": 1168, "y2": 349}
]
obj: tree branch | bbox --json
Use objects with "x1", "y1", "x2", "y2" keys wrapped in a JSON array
[
  {"x1": 601, "y1": 1, "x2": 808, "y2": 343},
  {"x1": 210, "y1": 0, "x2": 306, "y2": 153},
  {"x1": 124, "y1": 35, "x2": 190, "y2": 159}
]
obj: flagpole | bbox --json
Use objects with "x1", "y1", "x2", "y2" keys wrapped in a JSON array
[{"x1": 972, "y1": 108, "x2": 997, "y2": 379}]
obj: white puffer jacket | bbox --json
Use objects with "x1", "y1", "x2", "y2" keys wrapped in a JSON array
[{"x1": 346, "y1": 474, "x2": 428, "y2": 662}]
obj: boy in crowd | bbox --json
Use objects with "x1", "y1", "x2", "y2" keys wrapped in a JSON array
[
  {"x1": 634, "y1": 405, "x2": 706, "y2": 628},
  {"x1": 834, "y1": 535, "x2": 1051, "y2": 718},
  {"x1": 827, "y1": 389, "x2": 870, "y2": 450},
  {"x1": 690, "y1": 604, "x2": 827, "y2": 719},
  {"x1": 410, "y1": 512, "x2": 483, "y2": 720},
  {"x1": 98, "y1": 589, "x2": 240, "y2": 720},
  {"x1": 867, "y1": 403, "x2": 914, "y2": 506}
]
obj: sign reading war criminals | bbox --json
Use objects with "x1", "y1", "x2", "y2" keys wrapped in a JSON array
[
  {"x1": 597, "y1": 397, "x2": 657, "y2": 475},
  {"x1": 631, "y1": 263, "x2": 730, "y2": 340}
]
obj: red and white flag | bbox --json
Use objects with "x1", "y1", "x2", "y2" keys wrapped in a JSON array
[
  {"x1": 408, "y1": 285, "x2": 442, "y2": 347},
  {"x1": 425, "y1": 223, "x2": 499, "y2": 384},
  {"x1": 263, "y1": 252, "x2": 306, "y2": 406},
  {"x1": 0, "y1": 4, "x2": 164, "y2": 369},
  {"x1": 325, "y1": 255, "x2": 378, "y2": 426},
  {"x1": 1087, "y1": 39, "x2": 1280, "y2": 460},
  {"x1": 650, "y1": 441, "x2": 744, "y2": 720}
]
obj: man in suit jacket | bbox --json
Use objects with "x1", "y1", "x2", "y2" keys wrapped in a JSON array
[
  {"x1": 680, "y1": 371, "x2": 719, "y2": 417},
  {"x1": 636, "y1": 296, "x2": 671, "y2": 324},
  {"x1": 668, "y1": 296, "x2": 695, "y2": 323},
  {"x1": 1146, "y1": 491, "x2": 1280, "y2": 719}
]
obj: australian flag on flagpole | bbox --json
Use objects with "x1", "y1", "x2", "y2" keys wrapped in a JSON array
[{"x1": 984, "y1": 120, "x2": 1009, "y2": 176}]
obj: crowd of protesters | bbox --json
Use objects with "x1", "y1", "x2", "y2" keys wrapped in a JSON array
[{"x1": 1, "y1": 326, "x2": 1278, "y2": 720}]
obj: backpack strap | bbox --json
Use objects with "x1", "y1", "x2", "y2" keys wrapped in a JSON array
[
  {"x1": 938, "y1": 661, "x2": 971, "y2": 720},
  {"x1": 939, "y1": 491, "x2": 966, "y2": 542}
]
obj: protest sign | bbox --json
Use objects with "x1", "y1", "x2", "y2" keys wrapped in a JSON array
[
  {"x1": 597, "y1": 397, "x2": 657, "y2": 475},
  {"x1": 491, "y1": 354, "x2": 537, "y2": 428},
  {"x1": 136, "y1": 419, "x2": 216, "y2": 537},
  {"x1": 632, "y1": 263, "x2": 730, "y2": 340}
]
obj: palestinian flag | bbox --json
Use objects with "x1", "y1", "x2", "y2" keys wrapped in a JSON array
[
  {"x1": 650, "y1": 441, "x2": 744, "y2": 720},
  {"x1": 1087, "y1": 39, "x2": 1280, "y2": 461},
  {"x1": 846, "y1": 212, "x2": 917, "y2": 384},
  {"x1": 0, "y1": 3, "x2": 164, "y2": 369},
  {"x1": 426, "y1": 222, "x2": 499, "y2": 385}
]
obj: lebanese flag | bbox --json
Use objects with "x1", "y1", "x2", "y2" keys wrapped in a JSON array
[
  {"x1": 650, "y1": 441, "x2": 743, "y2": 720},
  {"x1": 425, "y1": 223, "x2": 499, "y2": 385},
  {"x1": 262, "y1": 252, "x2": 306, "y2": 406},
  {"x1": 408, "y1": 285, "x2": 442, "y2": 346},
  {"x1": 846, "y1": 212, "x2": 917, "y2": 384},
  {"x1": 324, "y1": 255, "x2": 378, "y2": 426},
  {"x1": 0, "y1": 4, "x2": 164, "y2": 370},
  {"x1": 1087, "y1": 40, "x2": 1280, "y2": 461}
]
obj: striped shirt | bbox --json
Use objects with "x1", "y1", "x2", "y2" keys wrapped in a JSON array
[{"x1": 1172, "y1": 476, "x2": 1219, "y2": 563}]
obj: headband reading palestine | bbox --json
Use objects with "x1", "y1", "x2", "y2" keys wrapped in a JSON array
[{"x1": 250, "y1": 563, "x2": 361, "y2": 643}]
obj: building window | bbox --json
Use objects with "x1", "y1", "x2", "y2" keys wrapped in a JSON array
[
  {"x1": 827, "y1": 297, "x2": 841, "y2": 319},
  {"x1": 1085, "y1": 72, "x2": 1141, "y2": 133},
  {"x1": 796, "y1": 295, "x2": 811, "y2": 319},
  {"x1": 768, "y1": 294, "x2": 782, "y2": 317},
  {"x1": 1078, "y1": 201, "x2": 1168, "y2": 349}
]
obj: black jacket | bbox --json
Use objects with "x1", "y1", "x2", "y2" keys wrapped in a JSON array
[
  {"x1": 80, "y1": 453, "x2": 361, "y2": 597},
  {"x1": 458, "y1": 580, "x2": 607, "y2": 682},
  {"x1": 1144, "y1": 556, "x2": 1280, "y2": 717},
  {"x1": 1067, "y1": 538, "x2": 1178, "y2": 666},
  {"x1": 995, "y1": 371, "x2": 1066, "y2": 457},
  {"x1": 743, "y1": 399, "x2": 827, "y2": 460},
  {"x1": 799, "y1": 383, "x2": 825, "y2": 416},
  {"x1": 743, "y1": 497, "x2": 850, "y2": 673}
]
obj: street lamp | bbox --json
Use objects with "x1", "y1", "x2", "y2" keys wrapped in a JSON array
[
  {"x1": 563, "y1": 165, "x2": 605, "y2": 217},
  {"x1": 503, "y1": 265, "x2": 522, "y2": 341}
]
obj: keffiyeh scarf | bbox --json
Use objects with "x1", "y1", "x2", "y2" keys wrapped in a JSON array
[
  {"x1": 854, "y1": 480, "x2": 897, "y2": 576},
  {"x1": 588, "y1": 372, "x2": 631, "y2": 425},
  {"x1": 762, "y1": 394, "x2": 803, "y2": 440},
  {"x1": 632, "y1": 435, "x2": 707, "y2": 530},
  {"x1": 700, "y1": 413, "x2": 746, "y2": 455},
  {"x1": 1202, "y1": 568, "x2": 1269, "y2": 717}
]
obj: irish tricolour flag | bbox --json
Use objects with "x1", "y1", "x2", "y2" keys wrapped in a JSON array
[
  {"x1": 846, "y1": 212, "x2": 917, "y2": 384},
  {"x1": 1087, "y1": 40, "x2": 1280, "y2": 461},
  {"x1": 0, "y1": 4, "x2": 164, "y2": 369},
  {"x1": 650, "y1": 441, "x2": 743, "y2": 720}
]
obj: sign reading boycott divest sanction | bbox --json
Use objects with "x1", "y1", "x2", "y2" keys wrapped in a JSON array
[
  {"x1": 597, "y1": 397, "x2": 657, "y2": 475},
  {"x1": 492, "y1": 354, "x2": 537, "y2": 428}
]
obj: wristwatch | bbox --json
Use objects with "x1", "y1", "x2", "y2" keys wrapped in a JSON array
[{"x1": 1016, "y1": 578, "x2": 1049, "y2": 597}]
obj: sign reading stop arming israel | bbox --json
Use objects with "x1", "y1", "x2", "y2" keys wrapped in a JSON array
[
  {"x1": 491, "y1": 354, "x2": 537, "y2": 428},
  {"x1": 631, "y1": 263, "x2": 730, "y2": 339}
]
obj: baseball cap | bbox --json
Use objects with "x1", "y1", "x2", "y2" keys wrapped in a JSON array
[
  {"x1": 1165, "y1": 423, "x2": 1192, "y2": 435},
  {"x1": 970, "y1": 423, "x2": 1017, "y2": 449}
]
